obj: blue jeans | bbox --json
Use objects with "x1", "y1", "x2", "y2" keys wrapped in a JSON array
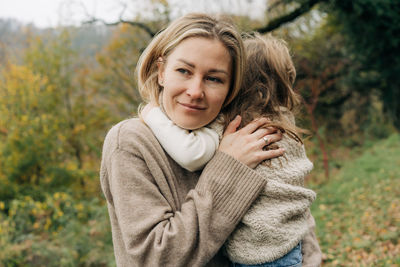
[{"x1": 230, "y1": 243, "x2": 302, "y2": 267}]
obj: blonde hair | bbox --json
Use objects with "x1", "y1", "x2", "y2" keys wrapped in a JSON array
[
  {"x1": 223, "y1": 33, "x2": 304, "y2": 142},
  {"x1": 136, "y1": 13, "x2": 245, "y2": 108}
]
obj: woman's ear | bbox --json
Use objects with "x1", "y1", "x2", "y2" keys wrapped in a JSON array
[{"x1": 157, "y1": 57, "x2": 165, "y2": 87}]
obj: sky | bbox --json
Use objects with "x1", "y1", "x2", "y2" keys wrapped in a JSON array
[
  {"x1": 0, "y1": 0, "x2": 131, "y2": 28},
  {"x1": 0, "y1": 0, "x2": 267, "y2": 28}
]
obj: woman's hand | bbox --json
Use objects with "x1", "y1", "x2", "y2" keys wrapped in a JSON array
[{"x1": 218, "y1": 115, "x2": 284, "y2": 168}]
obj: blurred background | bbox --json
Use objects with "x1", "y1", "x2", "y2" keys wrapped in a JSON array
[{"x1": 0, "y1": 0, "x2": 399, "y2": 266}]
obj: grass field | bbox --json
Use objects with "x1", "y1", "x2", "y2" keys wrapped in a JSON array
[{"x1": 311, "y1": 134, "x2": 400, "y2": 266}]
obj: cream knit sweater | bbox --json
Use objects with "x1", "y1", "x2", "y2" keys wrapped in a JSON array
[{"x1": 211, "y1": 114, "x2": 317, "y2": 264}]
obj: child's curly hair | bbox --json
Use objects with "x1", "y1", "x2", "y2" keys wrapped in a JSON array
[{"x1": 222, "y1": 32, "x2": 306, "y2": 144}]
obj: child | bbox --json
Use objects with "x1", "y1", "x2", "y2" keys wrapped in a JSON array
[{"x1": 142, "y1": 33, "x2": 321, "y2": 267}]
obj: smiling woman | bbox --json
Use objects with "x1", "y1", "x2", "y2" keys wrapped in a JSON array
[
  {"x1": 100, "y1": 13, "x2": 285, "y2": 267},
  {"x1": 158, "y1": 37, "x2": 231, "y2": 129}
]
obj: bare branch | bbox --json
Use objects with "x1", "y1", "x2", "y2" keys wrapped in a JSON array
[
  {"x1": 256, "y1": 0, "x2": 326, "y2": 33},
  {"x1": 82, "y1": 18, "x2": 156, "y2": 37},
  {"x1": 267, "y1": 0, "x2": 293, "y2": 12},
  {"x1": 80, "y1": 1, "x2": 156, "y2": 37}
]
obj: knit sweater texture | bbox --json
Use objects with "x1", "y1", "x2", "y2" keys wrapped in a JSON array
[
  {"x1": 211, "y1": 113, "x2": 317, "y2": 264},
  {"x1": 100, "y1": 118, "x2": 321, "y2": 267}
]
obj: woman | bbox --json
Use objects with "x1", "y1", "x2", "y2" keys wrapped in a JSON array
[
  {"x1": 140, "y1": 33, "x2": 323, "y2": 267},
  {"x1": 100, "y1": 13, "x2": 285, "y2": 266}
]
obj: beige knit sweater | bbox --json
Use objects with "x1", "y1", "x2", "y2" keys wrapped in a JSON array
[
  {"x1": 100, "y1": 118, "x2": 321, "y2": 267},
  {"x1": 211, "y1": 113, "x2": 320, "y2": 264},
  {"x1": 224, "y1": 133, "x2": 316, "y2": 264}
]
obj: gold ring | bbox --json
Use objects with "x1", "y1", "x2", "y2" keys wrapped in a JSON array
[{"x1": 263, "y1": 136, "x2": 269, "y2": 145}]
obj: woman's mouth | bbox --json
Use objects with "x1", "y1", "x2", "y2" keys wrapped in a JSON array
[{"x1": 178, "y1": 102, "x2": 207, "y2": 111}]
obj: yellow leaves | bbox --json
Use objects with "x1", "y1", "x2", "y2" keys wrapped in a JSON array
[
  {"x1": 31, "y1": 208, "x2": 38, "y2": 216},
  {"x1": 119, "y1": 23, "x2": 130, "y2": 33},
  {"x1": 33, "y1": 222, "x2": 40, "y2": 229},
  {"x1": 0, "y1": 202, "x2": 4, "y2": 210},
  {"x1": 389, "y1": 201, "x2": 397, "y2": 210},
  {"x1": 56, "y1": 211, "x2": 64, "y2": 218},
  {"x1": 0, "y1": 220, "x2": 10, "y2": 235},
  {"x1": 75, "y1": 203, "x2": 84, "y2": 212},
  {"x1": 1, "y1": 65, "x2": 48, "y2": 113},
  {"x1": 330, "y1": 260, "x2": 339, "y2": 266},
  {"x1": 57, "y1": 133, "x2": 67, "y2": 142},
  {"x1": 319, "y1": 204, "x2": 327, "y2": 210},
  {"x1": 66, "y1": 162, "x2": 78, "y2": 171},
  {"x1": 42, "y1": 125, "x2": 49, "y2": 136},
  {"x1": 72, "y1": 124, "x2": 86, "y2": 134},
  {"x1": 53, "y1": 192, "x2": 68, "y2": 201},
  {"x1": 107, "y1": 38, "x2": 126, "y2": 51},
  {"x1": 4, "y1": 192, "x2": 83, "y2": 237},
  {"x1": 44, "y1": 218, "x2": 51, "y2": 231},
  {"x1": 20, "y1": 115, "x2": 28, "y2": 123},
  {"x1": 357, "y1": 194, "x2": 366, "y2": 200}
]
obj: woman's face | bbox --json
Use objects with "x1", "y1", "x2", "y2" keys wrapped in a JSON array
[{"x1": 158, "y1": 37, "x2": 232, "y2": 130}]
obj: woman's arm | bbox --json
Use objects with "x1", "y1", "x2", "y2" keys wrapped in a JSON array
[
  {"x1": 302, "y1": 210, "x2": 322, "y2": 267},
  {"x1": 101, "y1": 118, "x2": 284, "y2": 267},
  {"x1": 143, "y1": 106, "x2": 219, "y2": 171}
]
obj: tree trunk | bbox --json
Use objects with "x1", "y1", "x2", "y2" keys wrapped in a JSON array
[{"x1": 306, "y1": 104, "x2": 330, "y2": 179}]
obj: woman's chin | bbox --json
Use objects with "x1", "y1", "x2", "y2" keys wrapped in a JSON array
[{"x1": 174, "y1": 119, "x2": 207, "y2": 130}]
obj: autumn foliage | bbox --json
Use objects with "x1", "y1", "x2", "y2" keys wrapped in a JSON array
[{"x1": 0, "y1": 2, "x2": 399, "y2": 265}]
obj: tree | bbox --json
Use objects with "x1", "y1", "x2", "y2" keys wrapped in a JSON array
[
  {"x1": 0, "y1": 65, "x2": 67, "y2": 198},
  {"x1": 91, "y1": 24, "x2": 150, "y2": 117},
  {"x1": 81, "y1": 0, "x2": 170, "y2": 38},
  {"x1": 256, "y1": 0, "x2": 327, "y2": 33},
  {"x1": 330, "y1": 0, "x2": 400, "y2": 129},
  {"x1": 256, "y1": 0, "x2": 400, "y2": 129},
  {"x1": 0, "y1": 30, "x2": 112, "y2": 200},
  {"x1": 293, "y1": 21, "x2": 352, "y2": 178}
]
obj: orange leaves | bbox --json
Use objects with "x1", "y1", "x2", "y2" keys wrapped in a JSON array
[{"x1": 0, "y1": 128, "x2": 7, "y2": 135}]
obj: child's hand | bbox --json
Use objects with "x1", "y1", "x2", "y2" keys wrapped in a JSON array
[
  {"x1": 219, "y1": 116, "x2": 284, "y2": 168},
  {"x1": 141, "y1": 102, "x2": 158, "y2": 119}
]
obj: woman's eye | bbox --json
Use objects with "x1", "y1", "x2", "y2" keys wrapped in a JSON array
[
  {"x1": 177, "y1": 68, "x2": 189, "y2": 75},
  {"x1": 207, "y1": 76, "x2": 223, "y2": 83}
]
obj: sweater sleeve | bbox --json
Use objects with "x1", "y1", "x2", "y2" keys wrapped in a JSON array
[
  {"x1": 143, "y1": 107, "x2": 219, "y2": 172},
  {"x1": 101, "y1": 120, "x2": 267, "y2": 267},
  {"x1": 302, "y1": 210, "x2": 322, "y2": 267}
]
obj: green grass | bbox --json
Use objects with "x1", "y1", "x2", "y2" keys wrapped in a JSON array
[{"x1": 311, "y1": 134, "x2": 400, "y2": 266}]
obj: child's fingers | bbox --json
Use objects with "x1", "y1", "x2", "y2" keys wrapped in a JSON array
[
  {"x1": 252, "y1": 127, "x2": 274, "y2": 140},
  {"x1": 257, "y1": 131, "x2": 283, "y2": 149},
  {"x1": 240, "y1": 117, "x2": 270, "y2": 134},
  {"x1": 224, "y1": 115, "x2": 241, "y2": 136},
  {"x1": 259, "y1": 148, "x2": 285, "y2": 161}
]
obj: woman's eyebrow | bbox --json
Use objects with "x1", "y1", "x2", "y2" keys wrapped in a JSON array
[
  {"x1": 177, "y1": 59, "x2": 195, "y2": 68},
  {"x1": 208, "y1": 69, "x2": 229, "y2": 75},
  {"x1": 177, "y1": 59, "x2": 229, "y2": 75}
]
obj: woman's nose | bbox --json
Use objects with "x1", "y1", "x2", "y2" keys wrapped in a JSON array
[{"x1": 186, "y1": 77, "x2": 204, "y2": 99}]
